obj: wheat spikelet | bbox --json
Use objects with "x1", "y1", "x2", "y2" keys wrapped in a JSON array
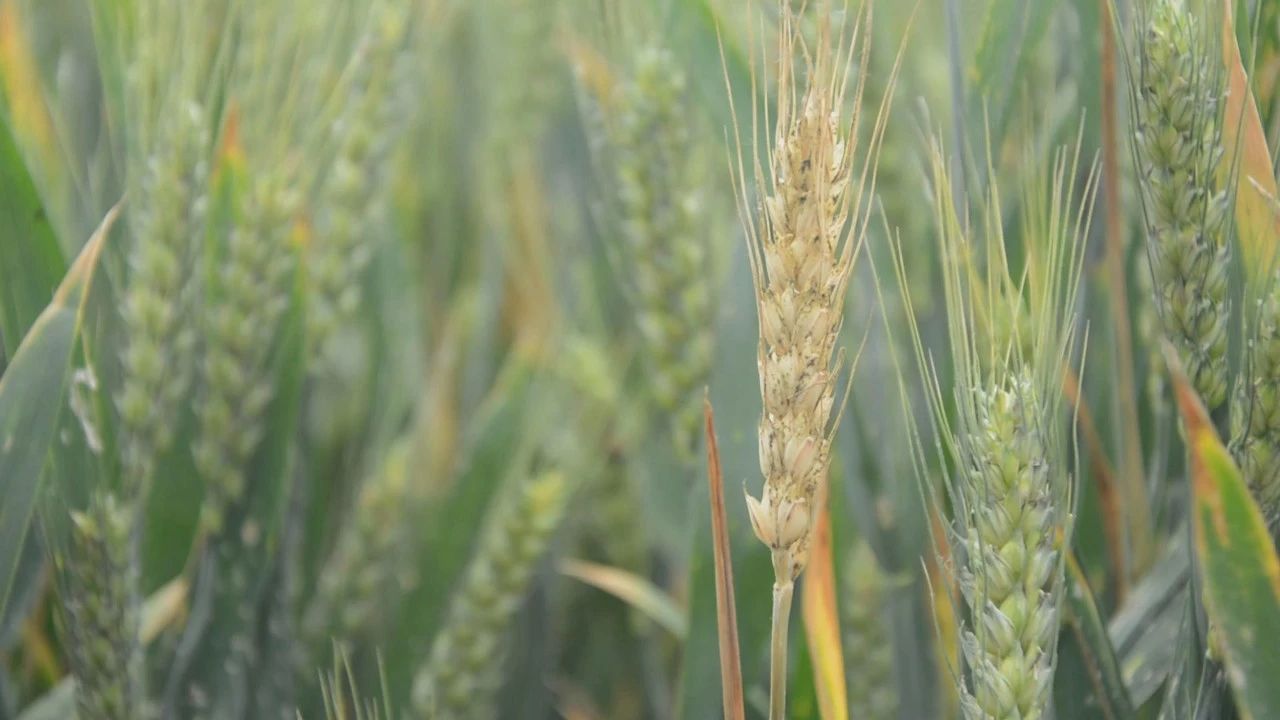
[
  {"x1": 733, "y1": 2, "x2": 900, "y2": 716},
  {"x1": 741, "y1": 0, "x2": 883, "y2": 589},
  {"x1": 844, "y1": 540, "x2": 897, "y2": 720},
  {"x1": 57, "y1": 494, "x2": 140, "y2": 720},
  {"x1": 410, "y1": 471, "x2": 570, "y2": 719},
  {"x1": 1132, "y1": 0, "x2": 1231, "y2": 410}
]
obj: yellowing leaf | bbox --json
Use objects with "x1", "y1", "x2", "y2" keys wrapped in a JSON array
[
  {"x1": 1222, "y1": 0, "x2": 1280, "y2": 290},
  {"x1": 801, "y1": 502, "x2": 847, "y2": 720},
  {"x1": 0, "y1": 0, "x2": 58, "y2": 170},
  {"x1": 1170, "y1": 345, "x2": 1280, "y2": 720},
  {"x1": 559, "y1": 559, "x2": 687, "y2": 639}
]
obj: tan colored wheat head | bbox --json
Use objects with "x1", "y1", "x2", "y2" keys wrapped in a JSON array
[{"x1": 737, "y1": 0, "x2": 895, "y2": 585}]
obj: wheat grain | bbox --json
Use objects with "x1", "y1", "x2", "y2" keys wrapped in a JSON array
[
  {"x1": 958, "y1": 373, "x2": 1059, "y2": 720},
  {"x1": 117, "y1": 104, "x2": 210, "y2": 499},
  {"x1": 734, "y1": 2, "x2": 899, "y2": 716},
  {"x1": 894, "y1": 143, "x2": 1093, "y2": 720},
  {"x1": 193, "y1": 175, "x2": 300, "y2": 532},
  {"x1": 742, "y1": 0, "x2": 878, "y2": 592}
]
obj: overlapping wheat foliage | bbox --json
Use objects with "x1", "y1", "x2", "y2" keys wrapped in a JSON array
[{"x1": 6, "y1": 0, "x2": 1280, "y2": 718}]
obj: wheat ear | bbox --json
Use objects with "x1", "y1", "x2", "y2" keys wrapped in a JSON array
[
  {"x1": 1234, "y1": 283, "x2": 1280, "y2": 527},
  {"x1": 733, "y1": 1, "x2": 895, "y2": 715},
  {"x1": 844, "y1": 540, "x2": 897, "y2": 720},
  {"x1": 58, "y1": 494, "x2": 140, "y2": 720},
  {"x1": 410, "y1": 472, "x2": 570, "y2": 719},
  {"x1": 1132, "y1": 0, "x2": 1231, "y2": 410}
]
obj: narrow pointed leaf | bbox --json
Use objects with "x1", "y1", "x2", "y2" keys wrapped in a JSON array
[
  {"x1": 0, "y1": 207, "x2": 112, "y2": 619},
  {"x1": 1221, "y1": 0, "x2": 1280, "y2": 290},
  {"x1": 560, "y1": 559, "x2": 688, "y2": 640},
  {"x1": 705, "y1": 398, "x2": 745, "y2": 720},
  {"x1": 0, "y1": 114, "x2": 64, "y2": 357},
  {"x1": 801, "y1": 502, "x2": 847, "y2": 720},
  {"x1": 1171, "y1": 348, "x2": 1280, "y2": 720},
  {"x1": 1062, "y1": 553, "x2": 1135, "y2": 720}
]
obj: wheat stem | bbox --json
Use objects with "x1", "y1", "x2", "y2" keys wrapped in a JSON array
[{"x1": 769, "y1": 579, "x2": 794, "y2": 720}]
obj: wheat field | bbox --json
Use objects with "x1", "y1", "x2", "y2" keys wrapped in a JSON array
[{"x1": 1, "y1": 0, "x2": 1280, "y2": 718}]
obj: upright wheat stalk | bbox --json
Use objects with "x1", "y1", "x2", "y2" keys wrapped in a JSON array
[
  {"x1": 86, "y1": 3, "x2": 221, "y2": 714},
  {"x1": 734, "y1": 2, "x2": 896, "y2": 716},
  {"x1": 1131, "y1": 0, "x2": 1231, "y2": 410}
]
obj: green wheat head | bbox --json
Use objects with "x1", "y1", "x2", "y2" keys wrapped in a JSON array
[
  {"x1": 1132, "y1": 0, "x2": 1231, "y2": 410},
  {"x1": 574, "y1": 25, "x2": 720, "y2": 460},
  {"x1": 895, "y1": 141, "x2": 1094, "y2": 720},
  {"x1": 115, "y1": 0, "x2": 224, "y2": 502},
  {"x1": 304, "y1": 441, "x2": 416, "y2": 658},
  {"x1": 410, "y1": 471, "x2": 570, "y2": 719},
  {"x1": 309, "y1": 0, "x2": 412, "y2": 360},
  {"x1": 844, "y1": 540, "x2": 898, "y2": 720},
  {"x1": 57, "y1": 494, "x2": 140, "y2": 720},
  {"x1": 1234, "y1": 281, "x2": 1280, "y2": 527}
]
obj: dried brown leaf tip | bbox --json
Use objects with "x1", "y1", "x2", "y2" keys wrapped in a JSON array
[{"x1": 740, "y1": 0, "x2": 889, "y2": 584}]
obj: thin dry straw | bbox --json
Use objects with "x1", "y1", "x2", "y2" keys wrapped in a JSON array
[{"x1": 705, "y1": 398, "x2": 746, "y2": 720}]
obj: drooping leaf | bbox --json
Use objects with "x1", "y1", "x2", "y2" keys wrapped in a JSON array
[
  {"x1": 1172, "y1": 347, "x2": 1280, "y2": 720},
  {"x1": 560, "y1": 559, "x2": 688, "y2": 640},
  {"x1": 0, "y1": 206, "x2": 112, "y2": 620}
]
